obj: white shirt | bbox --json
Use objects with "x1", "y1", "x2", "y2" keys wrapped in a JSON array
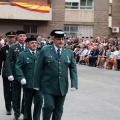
[
  {"x1": 54, "y1": 44, "x2": 62, "y2": 54},
  {"x1": 113, "y1": 50, "x2": 119, "y2": 56},
  {"x1": 81, "y1": 49, "x2": 88, "y2": 55},
  {"x1": 29, "y1": 49, "x2": 36, "y2": 55},
  {"x1": 19, "y1": 43, "x2": 25, "y2": 50}
]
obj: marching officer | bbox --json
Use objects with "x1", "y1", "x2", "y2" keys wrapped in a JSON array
[
  {"x1": 6, "y1": 30, "x2": 27, "y2": 120},
  {"x1": 0, "y1": 31, "x2": 15, "y2": 115},
  {"x1": 15, "y1": 36, "x2": 43, "y2": 120},
  {"x1": 34, "y1": 30, "x2": 78, "y2": 120}
]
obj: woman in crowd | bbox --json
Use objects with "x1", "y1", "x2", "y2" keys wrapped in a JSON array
[
  {"x1": 106, "y1": 46, "x2": 119, "y2": 70},
  {"x1": 97, "y1": 45, "x2": 109, "y2": 68}
]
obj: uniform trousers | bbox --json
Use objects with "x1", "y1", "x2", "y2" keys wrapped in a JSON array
[
  {"x1": 23, "y1": 88, "x2": 43, "y2": 120},
  {"x1": 117, "y1": 59, "x2": 120, "y2": 69},
  {"x1": 12, "y1": 80, "x2": 24, "y2": 118},
  {"x1": 42, "y1": 94, "x2": 66, "y2": 120},
  {"x1": 89, "y1": 56, "x2": 97, "y2": 66},
  {"x1": 3, "y1": 78, "x2": 12, "y2": 111}
]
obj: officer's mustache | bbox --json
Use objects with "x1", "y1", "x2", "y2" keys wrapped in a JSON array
[{"x1": 59, "y1": 43, "x2": 63, "y2": 45}]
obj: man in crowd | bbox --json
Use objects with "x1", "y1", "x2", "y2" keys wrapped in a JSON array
[
  {"x1": 6, "y1": 30, "x2": 27, "y2": 120},
  {"x1": 15, "y1": 36, "x2": 43, "y2": 120},
  {"x1": 36, "y1": 35, "x2": 43, "y2": 52},
  {"x1": 34, "y1": 30, "x2": 78, "y2": 120},
  {"x1": 0, "y1": 31, "x2": 15, "y2": 115},
  {"x1": 89, "y1": 45, "x2": 99, "y2": 67}
]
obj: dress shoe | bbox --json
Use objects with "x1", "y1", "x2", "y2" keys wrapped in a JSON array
[
  {"x1": 13, "y1": 116, "x2": 18, "y2": 120},
  {"x1": 6, "y1": 111, "x2": 11, "y2": 115}
]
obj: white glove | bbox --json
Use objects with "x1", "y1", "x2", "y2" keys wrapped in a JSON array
[
  {"x1": 21, "y1": 78, "x2": 26, "y2": 85},
  {"x1": 8, "y1": 75, "x2": 14, "y2": 81},
  {"x1": 70, "y1": 87, "x2": 76, "y2": 91}
]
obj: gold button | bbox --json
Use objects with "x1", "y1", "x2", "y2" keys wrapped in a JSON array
[
  {"x1": 59, "y1": 77, "x2": 60, "y2": 78},
  {"x1": 59, "y1": 72, "x2": 61, "y2": 73},
  {"x1": 59, "y1": 62, "x2": 61, "y2": 64}
]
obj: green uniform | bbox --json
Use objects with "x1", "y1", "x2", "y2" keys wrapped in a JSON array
[
  {"x1": 6, "y1": 43, "x2": 26, "y2": 118},
  {"x1": 34, "y1": 44, "x2": 78, "y2": 120},
  {"x1": 15, "y1": 49, "x2": 43, "y2": 120}
]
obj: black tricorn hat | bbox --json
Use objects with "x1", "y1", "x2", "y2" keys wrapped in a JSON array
[
  {"x1": 16, "y1": 30, "x2": 26, "y2": 35},
  {"x1": 6, "y1": 31, "x2": 16, "y2": 36},
  {"x1": 50, "y1": 30, "x2": 63, "y2": 36},
  {"x1": 26, "y1": 35, "x2": 37, "y2": 42},
  {"x1": 54, "y1": 31, "x2": 65, "y2": 38}
]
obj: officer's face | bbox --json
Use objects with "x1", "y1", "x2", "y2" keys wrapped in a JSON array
[
  {"x1": 53, "y1": 37, "x2": 65, "y2": 48},
  {"x1": 27, "y1": 41, "x2": 37, "y2": 51},
  {"x1": 6, "y1": 36, "x2": 15, "y2": 44},
  {"x1": 17, "y1": 34, "x2": 26, "y2": 44}
]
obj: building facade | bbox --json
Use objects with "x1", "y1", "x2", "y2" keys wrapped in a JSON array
[
  {"x1": 0, "y1": 0, "x2": 65, "y2": 37},
  {"x1": 0, "y1": 0, "x2": 119, "y2": 38}
]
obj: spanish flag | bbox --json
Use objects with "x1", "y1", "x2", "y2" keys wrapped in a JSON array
[{"x1": 0, "y1": 2, "x2": 50, "y2": 13}]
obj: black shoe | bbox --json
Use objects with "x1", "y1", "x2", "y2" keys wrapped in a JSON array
[
  {"x1": 93, "y1": 64, "x2": 96, "y2": 67},
  {"x1": 6, "y1": 111, "x2": 11, "y2": 115},
  {"x1": 21, "y1": 109, "x2": 24, "y2": 115},
  {"x1": 13, "y1": 116, "x2": 18, "y2": 120}
]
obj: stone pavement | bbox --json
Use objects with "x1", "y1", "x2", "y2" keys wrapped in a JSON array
[{"x1": 0, "y1": 65, "x2": 120, "y2": 120}]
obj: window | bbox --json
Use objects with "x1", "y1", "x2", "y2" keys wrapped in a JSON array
[
  {"x1": 79, "y1": 26, "x2": 93, "y2": 37},
  {"x1": 80, "y1": 0, "x2": 94, "y2": 9},
  {"x1": 23, "y1": 24, "x2": 37, "y2": 34},
  {"x1": 64, "y1": 25, "x2": 93, "y2": 37},
  {"x1": 65, "y1": 0, "x2": 94, "y2": 9},
  {"x1": 65, "y1": 2, "x2": 79, "y2": 9},
  {"x1": 64, "y1": 26, "x2": 78, "y2": 37}
]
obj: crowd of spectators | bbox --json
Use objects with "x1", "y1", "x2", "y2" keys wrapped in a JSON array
[{"x1": 65, "y1": 36, "x2": 120, "y2": 71}]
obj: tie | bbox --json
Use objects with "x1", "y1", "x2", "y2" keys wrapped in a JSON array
[
  {"x1": 32, "y1": 51, "x2": 35, "y2": 56},
  {"x1": 57, "y1": 49, "x2": 60, "y2": 59},
  {"x1": 21, "y1": 45, "x2": 24, "y2": 51}
]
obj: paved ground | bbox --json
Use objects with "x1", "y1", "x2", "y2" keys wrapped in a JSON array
[{"x1": 0, "y1": 65, "x2": 120, "y2": 120}]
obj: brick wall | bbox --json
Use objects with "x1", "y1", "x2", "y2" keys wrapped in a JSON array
[
  {"x1": 94, "y1": 0, "x2": 109, "y2": 38},
  {"x1": 38, "y1": 0, "x2": 65, "y2": 37},
  {"x1": 0, "y1": 0, "x2": 65, "y2": 37}
]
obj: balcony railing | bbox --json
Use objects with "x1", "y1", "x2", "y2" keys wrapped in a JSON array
[{"x1": 0, "y1": 2, "x2": 52, "y2": 21}]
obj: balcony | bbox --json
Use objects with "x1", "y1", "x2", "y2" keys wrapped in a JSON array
[
  {"x1": 0, "y1": 4, "x2": 52, "y2": 21},
  {"x1": 65, "y1": 9, "x2": 94, "y2": 23}
]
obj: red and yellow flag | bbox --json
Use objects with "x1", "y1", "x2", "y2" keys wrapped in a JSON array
[{"x1": 0, "y1": 2, "x2": 50, "y2": 13}]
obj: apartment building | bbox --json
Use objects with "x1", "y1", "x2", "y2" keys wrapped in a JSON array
[
  {"x1": 0, "y1": 0, "x2": 65, "y2": 37},
  {"x1": 64, "y1": 0, "x2": 120, "y2": 38},
  {"x1": 0, "y1": 0, "x2": 119, "y2": 38}
]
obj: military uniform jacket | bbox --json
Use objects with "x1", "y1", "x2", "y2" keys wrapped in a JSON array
[
  {"x1": 6, "y1": 43, "x2": 27, "y2": 79},
  {"x1": 35, "y1": 44, "x2": 78, "y2": 96},
  {"x1": 0, "y1": 45, "x2": 9, "y2": 78},
  {"x1": 15, "y1": 49, "x2": 39, "y2": 88}
]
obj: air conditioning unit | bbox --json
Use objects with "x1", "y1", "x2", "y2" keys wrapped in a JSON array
[{"x1": 112, "y1": 27, "x2": 119, "y2": 33}]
